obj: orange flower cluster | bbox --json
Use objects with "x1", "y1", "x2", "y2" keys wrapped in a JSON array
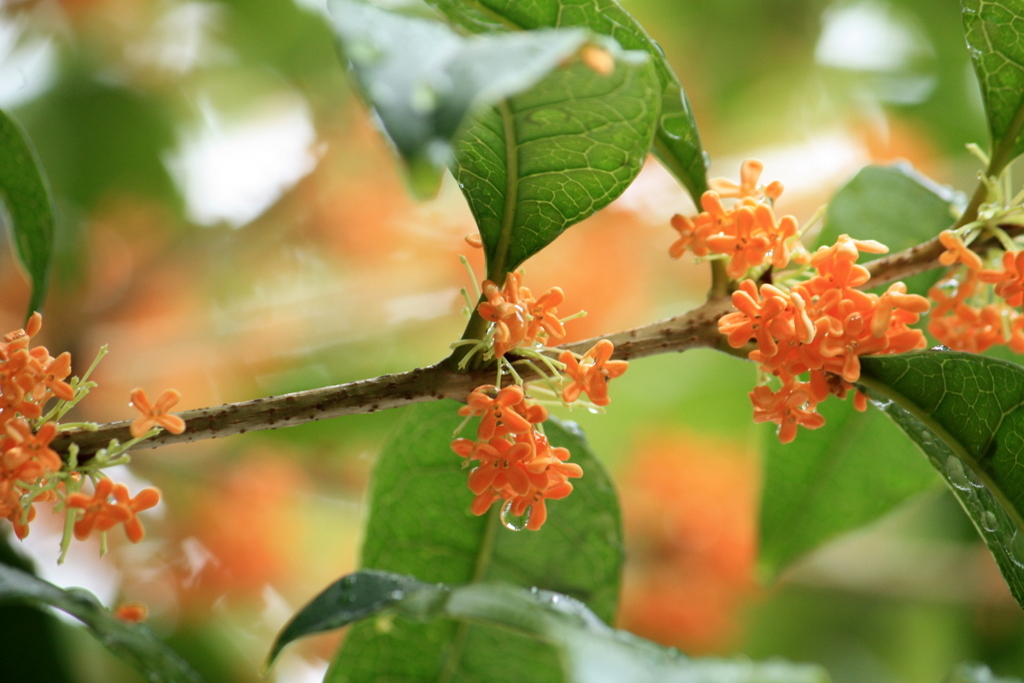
[
  {"x1": 719, "y1": 235, "x2": 930, "y2": 443},
  {"x1": 0, "y1": 314, "x2": 72, "y2": 537},
  {"x1": 670, "y1": 160, "x2": 799, "y2": 279},
  {"x1": 478, "y1": 271, "x2": 569, "y2": 358},
  {"x1": 452, "y1": 385, "x2": 581, "y2": 530},
  {"x1": 454, "y1": 273, "x2": 629, "y2": 529},
  {"x1": 929, "y1": 230, "x2": 1024, "y2": 352},
  {"x1": 0, "y1": 313, "x2": 176, "y2": 547}
]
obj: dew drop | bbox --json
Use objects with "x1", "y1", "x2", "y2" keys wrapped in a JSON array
[
  {"x1": 930, "y1": 344, "x2": 952, "y2": 352},
  {"x1": 980, "y1": 511, "x2": 1000, "y2": 532},
  {"x1": 389, "y1": 590, "x2": 405, "y2": 601},
  {"x1": 1010, "y1": 531, "x2": 1024, "y2": 569},
  {"x1": 964, "y1": 465, "x2": 985, "y2": 488},
  {"x1": 500, "y1": 501, "x2": 530, "y2": 531},
  {"x1": 945, "y1": 457, "x2": 972, "y2": 491}
]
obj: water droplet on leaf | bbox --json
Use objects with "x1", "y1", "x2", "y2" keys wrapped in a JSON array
[
  {"x1": 1010, "y1": 531, "x2": 1024, "y2": 569},
  {"x1": 981, "y1": 511, "x2": 1000, "y2": 532},
  {"x1": 389, "y1": 590, "x2": 405, "y2": 601},
  {"x1": 964, "y1": 465, "x2": 985, "y2": 488},
  {"x1": 930, "y1": 344, "x2": 952, "y2": 352},
  {"x1": 500, "y1": 501, "x2": 530, "y2": 531},
  {"x1": 945, "y1": 457, "x2": 972, "y2": 491}
]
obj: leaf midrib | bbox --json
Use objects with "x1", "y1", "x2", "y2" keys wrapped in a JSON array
[{"x1": 486, "y1": 100, "x2": 520, "y2": 281}]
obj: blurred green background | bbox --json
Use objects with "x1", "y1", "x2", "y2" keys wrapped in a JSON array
[{"x1": 0, "y1": 0, "x2": 1018, "y2": 681}]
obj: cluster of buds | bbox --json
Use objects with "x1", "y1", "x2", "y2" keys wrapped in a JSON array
[
  {"x1": 718, "y1": 235, "x2": 930, "y2": 442},
  {"x1": 929, "y1": 230, "x2": 1024, "y2": 352},
  {"x1": 0, "y1": 313, "x2": 185, "y2": 559},
  {"x1": 669, "y1": 159, "x2": 801, "y2": 278},
  {"x1": 452, "y1": 270, "x2": 628, "y2": 530}
]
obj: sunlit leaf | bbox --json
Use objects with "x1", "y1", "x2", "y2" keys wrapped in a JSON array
[
  {"x1": 858, "y1": 350, "x2": 1024, "y2": 608},
  {"x1": 0, "y1": 563, "x2": 202, "y2": 683},
  {"x1": 758, "y1": 397, "x2": 939, "y2": 580},
  {"x1": 0, "y1": 108, "x2": 54, "y2": 317},
  {"x1": 947, "y1": 662, "x2": 1023, "y2": 683},
  {"x1": 454, "y1": 49, "x2": 659, "y2": 277},
  {"x1": 962, "y1": 0, "x2": 1024, "y2": 171},
  {"x1": 279, "y1": 569, "x2": 831, "y2": 683},
  {"x1": 328, "y1": 0, "x2": 609, "y2": 199},
  {"x1": 818, "y1": 163, "x2": 958, "y2": 294},
  {"x1": 425, "y1": 0, "x2": 709, "y2": 201},
  {"x1": 328, "y1": 400, "x2": 623, "y2": 682}
]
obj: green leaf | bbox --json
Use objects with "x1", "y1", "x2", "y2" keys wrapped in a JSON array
[
  {"x1": 0, "y1": 562, "x2": 202, "y2": 683},
  {"x1": 0, "y1": 108, "x2": 54, "y2": 317},
  {"x1": 858, "y1": 350, "x2": 1024, "y2": 609},
  {"x1": 328, "y1": 400, "x2": 623, "y2": 682},
  {"x1": 281, "y1": 569, "x2": 831, "y2": 683},
  {"x1": 328, "y1": 0, "x2": 610, "y2": 199},
  {"x1": 454, "y1": 50, "x2": 659, "y2": 277},
  {"x1": 818, "y1": 163, "x2": 958, "y2": 294},
  {"x1": 758, "y1": 397, "x2": 939, "y2": 580},
  {"x1": 946, "y1": 662, "x2": 1023, "y2": 683},
  {"x1": 425, "y1": 0, "x2": 708, "y2": 201},
  {"x1": 962, "y1": 0, "x2": 1024, "y2": 172}
]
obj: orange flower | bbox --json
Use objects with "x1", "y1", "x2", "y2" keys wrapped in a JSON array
[
  {"x1": 708, "y1": 158, "x2": 784, "y2": 201},
  {"x1": 66, "y1": 479, "x2": 160, "y2": 543},
  {"x1": 979, "y1": 250, "x2": 1024, "y2": 307},
  {"x1": 32, "y1": 351, "x2": 74, "y2": 402},
  {"x1": 938, "y1": 230, "x2": 983, "y2": 271},
  {"x1": 3, "y1": 420, "x2": 61, "y2": 480},
  {"x1": 112, "y1": 484, "x2": 161, "y2": 543},
  {"x1": 129, "y1": 388, "x2": 186, "y2": 438},
  {"x1": 750, "y1": 383, "x2": 826, "y2": 444},
  {"x1": 458, "y1": 385, "x2": 532, "y2": 440},
  {"x1": 559, "y1": 339, "x2": 628, "y2": 406},
  {"x1": 65, "y1": 479, "x2": 132, "y2": 540}
]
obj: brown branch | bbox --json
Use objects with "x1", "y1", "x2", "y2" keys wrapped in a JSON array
[{"x1": 53, "y1": 297, "x2": 737, "y2": 458}]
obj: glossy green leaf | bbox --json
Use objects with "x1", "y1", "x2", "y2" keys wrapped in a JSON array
[
  {"x1": 947, "y1": 662, "x2": 1023, "y2": 683},
  {"x1": 454, "y1": 50, "x2": 659, "y2": 277},
  {"x1": 328, "y1": 400, "x2": 623, "y2": 682},
  {"x1": 0, "y1": 108, "x2": 54, "y2": 317},
  {"x1": 962, "y1": 0, "x2": 1024, "y2": 171},
  {"x1": 818, "y1": 163, "x2": 958, "y2": 294},
  {"x1": 328, "y1": 0, "x2": 607, "y2": 199},
  {"x1": 426, "y1": 0, "x2": 709, "y2": 201},
  {"x1": 858, "y1": 350, "x2": 1024, "y2": 608},
  {"x1": 283, "y1": 569, "x2": 830, "y2": 683},
  {"x1": 0, "y1": 563, "x2": 202, "y2": 683},
  {"x1": 759, "y1": 397, "x2": 939, "y2": 580}
]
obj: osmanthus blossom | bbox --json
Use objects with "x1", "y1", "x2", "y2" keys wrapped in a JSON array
[
  {"x1": 716, "y1": 232, "x2": 930, "y2": 443},
  {"x1": 129, "y1": 388, "x2": 187, "y2": 438},
  {"x1": 452, "y1": 272, "x2": 628, "y2": 530},
  {"x1": 0, "y1": 313, "x2": 184, "y2": 548},
  {"x1": 669, "y1": 159, "x2": 801, "y2": 279},
  {"x1": 929, "y1": 229, "x2": 1024, "y2": 352}
]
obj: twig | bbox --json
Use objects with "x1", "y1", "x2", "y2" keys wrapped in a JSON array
[{"x1": 53, "y1": 297, "x2": 737, "y2": 458}]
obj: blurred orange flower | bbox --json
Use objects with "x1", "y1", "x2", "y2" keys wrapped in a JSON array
[{"x1": 616, "y1": 431, "x2": 757, "y2": 654}]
